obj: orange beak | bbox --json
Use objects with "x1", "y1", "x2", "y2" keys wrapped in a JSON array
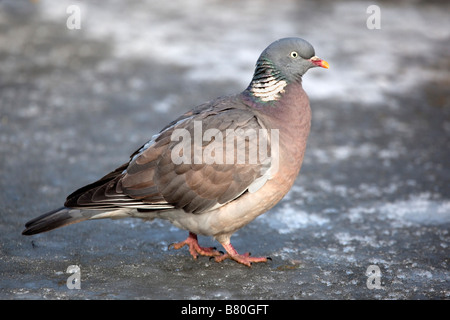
[{"x1": 310, "y1": 56, "x2": 329, "y2": 69}]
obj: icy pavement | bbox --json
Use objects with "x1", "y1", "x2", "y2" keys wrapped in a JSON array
[{"x1": 0, "y1": 0, "x2": 449, "y2": 299}]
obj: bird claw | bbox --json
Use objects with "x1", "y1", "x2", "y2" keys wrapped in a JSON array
[
  {"x1": 209, "y1": 251, "x2": 225, "y2": 261},
  {"x1": 169, "y1": 232, "x2": 222, "y2": 259},
  {"x1": 212, "y1": 243, "x2": 271, "y2": 267},
  {"x1": 213, "y1": 252, "x2": 269, "y2": 267},
  {"x1": 169, "y1": 233, "x2": 271, "y2": 267}
]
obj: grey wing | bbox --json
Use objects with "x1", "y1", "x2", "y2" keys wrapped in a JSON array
[{"x1": 65, "y1": 100, "x2": 274, "y2": 214}]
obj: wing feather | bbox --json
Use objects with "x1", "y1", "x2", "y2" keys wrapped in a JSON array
[{"x1": 63, "y1": 96, "x2": 274, "y2": 214}]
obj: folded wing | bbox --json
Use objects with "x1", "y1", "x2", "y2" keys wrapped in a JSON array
[{"x1": 64, "y1": 97, "x2": 274, "y2": 214}]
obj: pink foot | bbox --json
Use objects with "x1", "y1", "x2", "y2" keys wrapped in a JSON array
[
  {"x1": 168, "y1": 232, "x2": 221, "y2": 259},
  {"x1": 214, "y1": 243, "x2": 270, "y2": 267}
]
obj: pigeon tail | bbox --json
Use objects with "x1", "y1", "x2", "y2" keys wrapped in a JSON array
[{"x1": 22, "y1": 207, "x2": 89, "y2": 236}]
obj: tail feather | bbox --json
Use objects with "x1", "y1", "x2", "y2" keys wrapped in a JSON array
[{"x1": 22, "y1": 207, "x2": 90, "y2": 236}]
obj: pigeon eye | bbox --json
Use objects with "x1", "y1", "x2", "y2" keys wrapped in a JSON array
[{"x1": 290, "y1": 51, "x2": 298, "y2": 58}]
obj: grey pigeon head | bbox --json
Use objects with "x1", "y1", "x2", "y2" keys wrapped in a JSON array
[
  {"x1": 248, "y1": 37, "x2": 328, "y2": 102},
  {"x1": 258, "y1": 37, "x2": 329, "y2": 81}
]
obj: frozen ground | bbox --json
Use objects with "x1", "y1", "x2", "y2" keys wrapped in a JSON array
[{"x1": 0, "y1": 0, "x2": 449, "y2": 300}]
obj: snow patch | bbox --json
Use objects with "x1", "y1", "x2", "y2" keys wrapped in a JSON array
[
  {"x1": 34, "y1": 0, "x2": 450, "y2": 105},
  {"x1": 347, "y1": 193, "x2": 450, "y2": 227},
  {"x1": 260, "y1": 203, "x2": 329, "y2": 234}
]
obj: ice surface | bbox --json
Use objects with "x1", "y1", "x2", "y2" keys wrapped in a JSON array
[{"x1": 0, "y1": 0, "x2": 449, "y2": 300}]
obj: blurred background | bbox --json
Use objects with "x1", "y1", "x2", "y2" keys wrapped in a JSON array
[{"x1": 0, "y1": 0, "x2": 449, "y2": 299}]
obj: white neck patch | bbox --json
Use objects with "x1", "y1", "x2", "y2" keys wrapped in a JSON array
[{"x1": 249, "y1": 76, "x2": 288, "y2": 102}]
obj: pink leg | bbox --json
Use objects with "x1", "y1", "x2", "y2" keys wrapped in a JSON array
[
  {"x1": 214, "y1": 242, "x2": 270, "y2": 267},
  {"x1": 169, "y1": 232, "x2": 221, "y2": 259}
]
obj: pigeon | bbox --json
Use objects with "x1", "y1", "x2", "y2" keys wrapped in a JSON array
[{"x1": 22, "y1": 37, "x2": 329, "y2": 267}]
